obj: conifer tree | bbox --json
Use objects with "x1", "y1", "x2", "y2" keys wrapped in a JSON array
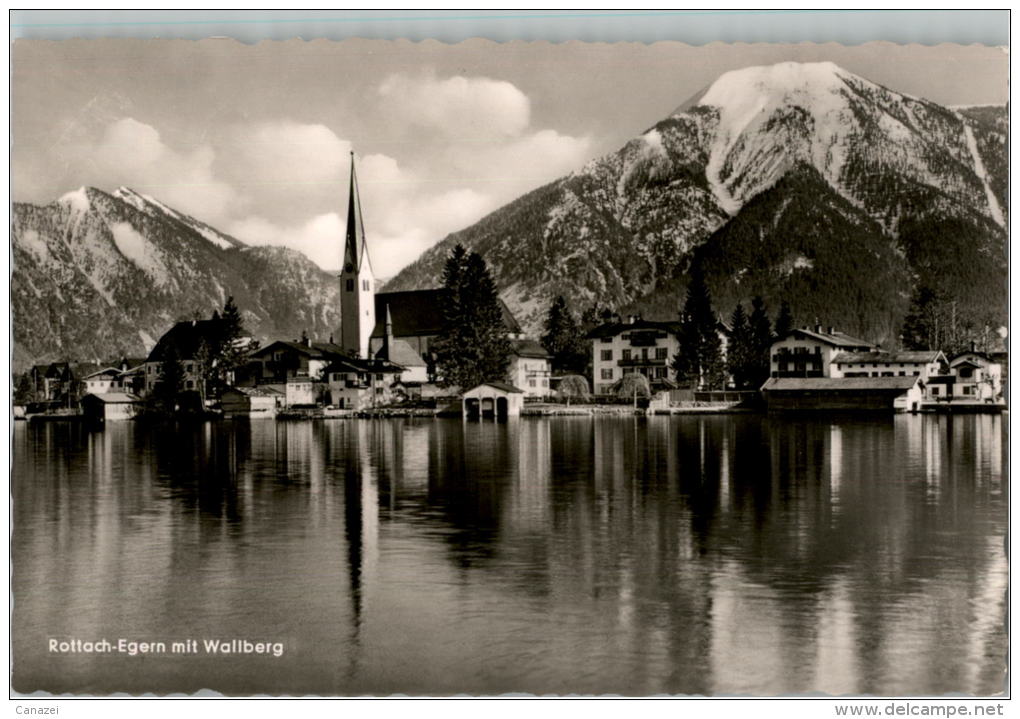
[
  {"x1": 542, "y1": 296, "x2": 587, "y2": 374},
  {"x1": 155, "y1": 344, "x2": 185, "y2": 411},
  {"x1": 748, "y1": 296, "x2": 774, "y2": 388},
  {"x1": 433, "y1": 246, "x2": 512, "y2": 389},
  {"x1": 672, "y1": 267, "x2": 726, "y2": 390},
  {"x1": 774, "y1": 300, "x2": 794, "y2": 341},
  {"x1": 727, "y1": 303, "x2": 753, "y2": 389}
]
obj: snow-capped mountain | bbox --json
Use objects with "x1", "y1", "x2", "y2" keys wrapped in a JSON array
[
  {"x1": 12, "y1": 186, "x2": 340, "y2": 371},
  {"x1": 388, "y1": 62, "x2": 1007, "y2": 345}
]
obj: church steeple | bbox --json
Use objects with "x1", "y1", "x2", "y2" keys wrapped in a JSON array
[
  {"x1": 339, "y1": 152, "x2": 376, "y2": 358},
  {"x1": 343, "y1": 151, "x2": 370, "y2": 274}
]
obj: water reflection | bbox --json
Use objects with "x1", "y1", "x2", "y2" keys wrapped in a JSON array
[{"x1": 12, "y1": 414, "x2": 1007, "y2": 696}]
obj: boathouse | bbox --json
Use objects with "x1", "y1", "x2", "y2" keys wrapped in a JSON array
[
  {"x1": 462, "y1": 382, "x2": 524, "y2": 419},
  {"x1": 761, "y1": 376, "x2": 924, "y2": 412},
  {"x1": 80, "y1": 392, "x2": 143, "y2": 422},
  {"x1": 221, "y1": 386, "x2": 281, "y2": 419}
]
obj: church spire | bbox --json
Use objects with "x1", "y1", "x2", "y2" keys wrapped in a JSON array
[{"x1": 343, "y1": 151, "x2": 370, "y2": 273}]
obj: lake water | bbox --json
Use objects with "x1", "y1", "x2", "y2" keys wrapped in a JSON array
[{"x1": 11, "y1": 414, "x2": 1007, "y2": 696}]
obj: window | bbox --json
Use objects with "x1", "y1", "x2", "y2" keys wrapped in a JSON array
[
  {"x1": 601, "y1": 350, "x2": 612, "y2": 361},
  {"x1": 185, "y1": 363, "x2": 193, "y2": 372},
  {"x1": 962, "y1": 386, "x2": 974, "y2": 395},
  {"x1": 541, "y1": 379, "x2": 547, "y2": 387},
  {"x1": 376, "y1": 374, "x2": 384, "y2": 381},
  {"x1": 656, "y1": 347, "x2": 667, "y2": 360},
  {"x1": 362, "y1": 279, "x2": 369, "y2": 291},
  {"x1": 931, "y1": 387, "x2": 940, "y2": 395},
  {"x1": 622, "y1": 349, "x2": 631, "y2": 361},
  {"x1": 529, "y1": 379, "x2": 536, "y2": 388},
  {"x1": 601, "y1": 369, "x2": 613, "y2": 380},
  {"x1": 186, "y1": 380, "x2": 194, "y2": 389},
  {"x1": 958, "y1": 367, "x2": 973, "y2": 378},
  {"x1": 346, "y1": 279, "x2": 354, "y2": 292}
]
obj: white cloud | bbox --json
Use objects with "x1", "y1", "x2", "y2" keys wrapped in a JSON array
[
  {"x1": 379, "y1": 70, "x2": 531, "y2": 138},
  {"x1": 222, "y1": 121, "x2": 351, "y2": 189},
  {"x1": 91, "y1": 118, "x2": 237, "y2": 224},
  {"x1": 227, "y1": 213, "x2": 346, "y2": 271}
]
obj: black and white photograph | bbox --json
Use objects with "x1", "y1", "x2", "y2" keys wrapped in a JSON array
[{"x1": 9, "y1": 12, "x2": 1009, "y2": 703}]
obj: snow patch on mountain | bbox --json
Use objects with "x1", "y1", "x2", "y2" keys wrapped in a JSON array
[
  {"x1": 60, "y1": 187, "x2": 91, "y2": 213},
  {"x1": 113, "y1": 186, "x2": 240, "y2": 250},
  {"x1": 962, "y1": 123, "x2": 1005, "y2": 228},
  {"x1": 20, "y1": 230, "x2": 50, "y2": 262},
  {"x1": 110, "y1": 222, "x2": 170, "y2": 285}
]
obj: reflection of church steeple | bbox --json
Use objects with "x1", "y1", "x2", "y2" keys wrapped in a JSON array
[
  {"x1": 339, "y1": 152, "x2": 376, "y2": 358},
  {"x1": 342, "y1": 449, "x2": 364, "y2": 675}
]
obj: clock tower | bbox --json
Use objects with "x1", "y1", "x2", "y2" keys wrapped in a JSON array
[{"x1": 339, "y1": 152, "x2": 375, "y2": 358}]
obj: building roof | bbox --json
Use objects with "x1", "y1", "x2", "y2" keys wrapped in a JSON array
[
  {"x1": 147, "y1": 319, "x2": 223, "y2": 362},
  {"x1": 762, "y1": 376, "x2": 921, "y2": 392},
  {"x1": 83, "y1": 392, "x2": 141, "y2": 404},
  {"x1": 83, "y1": 367, "x2": 123, "y2": 380},
  {"x1": 369, "y1": 289, "x2": 522, "y2": 339},
  {"x1": 343, "y1": 154, "x2": 371, "y2": 275},
  {"x1": 465, "y1": 381, "x2": 524, "y2": 394},
  {"x1": 374, "y1": 338, "x2": 427, "y2": 367},
  {"x1": 223, "y1": 386, "x2": 281, "y2": 397},
  {"x1": 832, "y1": 350, "x2": 943, "y2": 364},
  {"x1": 322, "y1": 355, "x2": 403, "y2": 375},
  {"x1": 782, "y1": 327, "x2": 875, "y2": 349},
  {"x1": 511, "y1": 338, "x2": 550, "y2": 358},
  {"x1": 585, "y1": 319, "x2": 682, "y2": 340},
  {"x1": 250, "y1": 339, "x2": 348, "y2": 360},
  {"x1": 950, "y1": 351, "x2": 995, "y2": 365}
]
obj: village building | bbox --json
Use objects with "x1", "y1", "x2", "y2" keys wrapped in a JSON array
[
  {"x1": 83, "y1": 367, "x2": 125, "y2": 395},
  {"x1": 366, "y1": 289, "x2": 522, "y2": 379},
  {"x1": 586, "y1": 317, "x2": 682, "y2": 395},
  {"x1": 143, "y1": 318, "x2": 224, "y2": 396},
  {"x1": 80, "y1": 392, "x2": 143, "y2": 422},
  {"x1": 927, "y1": 347, "x2": 1005, "y2": 403},
  {"x1": 323, "y1": 356, "x2": 402, "y2": 409},
  {"x1": 508, "y1": 339, "x2": 552, "y2": 398},
  {"x1": 831, "y1": 350, "x2": 946, "y2": 380},
  {"x1": 761, "y1": 376, "x2": 925, "y2": 413},
  {"x1": 26, "y1": 362, "x2": 75, "y2": 403},
  {"x1": 245, "y1": 338, "x2": 348, "y2": 384},
  {"x1": 221, "y1": 386, "x2": 282, "y2": 419},
  {"x1": 769, "y1": 326, "x2": 876, "y2": 379},
  {"x1": 462, "y1": 382, "x2": 525, "y2": 419}
]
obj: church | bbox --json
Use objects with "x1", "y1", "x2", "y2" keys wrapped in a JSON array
[{"x1": 338, "y1": 154, "x2": 549, "y2": 396}]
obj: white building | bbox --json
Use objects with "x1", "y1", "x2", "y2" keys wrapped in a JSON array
[
  {"x1": 82, "y1": 367, "x2": 124, "y2": 395},
  {"x1": 587, "y1": 318, "x2": 681, "y2": 395},
  {"x1": 509, "y1": 339, "x2": 552, "y2": 398},
  {"x1": 831, "y1": 350, "x2": 946, "y2": 381},
  {"x1": 769, "y1": 326, "x2": 876, "y2": 379},
  {"x1": 948, "y1": 349, "x2": 1003, "y2": 402}
]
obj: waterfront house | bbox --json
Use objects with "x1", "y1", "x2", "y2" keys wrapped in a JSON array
[
  {"x1": 323, "y1": 356, "x2": 403, "y2": 409},
  {"x1": 769, "y1": 326, "x2": 876, "y2": 378},
  {"x1": 509, "y1": 339, "x2": 552, "y2": 398},
  {"x1": 221, "y1": 386, "x2": 281, "y2": 419},
  {"x1": 463, "y1": 382, "x2": 524, "y2": 419},
  {"x1": 761, "y1": 376, "x2": 924, "y2": 412},
  {"x1": 247, "y1": 338, "x2": 348, "y2": 384},
  {"x1": 831, "y1": 350, "x2": 946, "y2": 380},
  {"x1": 586, "y1": 317, "x2": 683, "y2": 395},
  {"x1": 80, "y1": 392, "x2": 143, "y2": 422},
  {"x1": 947, "y1": 348, "x2": 1003, "y2": 402},
  {"x1": 27, "y1": 362, "x2": 75, "y2": 403},
  {"x1": 83, "y1": 367, "x2": 125, "y2": 395},
  {"x1": 285, "y1": 375, "x2": 321, "y2": 407},
  {"x1": 144, "y1": 319, "x2": 223, "y2": 395}
]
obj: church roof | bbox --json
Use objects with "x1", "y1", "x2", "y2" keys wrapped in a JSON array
[
  {"x1": 375, "y1": 338, "x2": 427, "y2": 367},
  {"x1": 370, "y1": 289, "x2": 522, "y2": 339}
]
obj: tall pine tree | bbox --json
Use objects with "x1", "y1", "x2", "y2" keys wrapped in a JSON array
[
  {"x1": 672, "y1": 267, "x2": 726, "y2": 390},
  {"x1": 748, "y1": 296, "x2": 773, "y2": 388},
  {"x1": 433, "y1": 246, "x2": 513, "y2": 389},
  {"x1": 727, "y1": 303, "x2": 754, "y2": 389},
  {"x1": 542, "y1": 296, "x2": 587, "y2": 374},
  {"x1": 774, "y1": 300, "x2": 794, "y2": 341}
]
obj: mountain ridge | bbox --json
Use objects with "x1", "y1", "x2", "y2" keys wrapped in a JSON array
[{"x1": 387, "y1": 61, "x2": 1007, "y2": 346}]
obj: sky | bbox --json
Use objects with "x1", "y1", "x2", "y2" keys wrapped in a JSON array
[{"x1": 12, "y1": 39, "x2": 1008, "y2": 279}]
